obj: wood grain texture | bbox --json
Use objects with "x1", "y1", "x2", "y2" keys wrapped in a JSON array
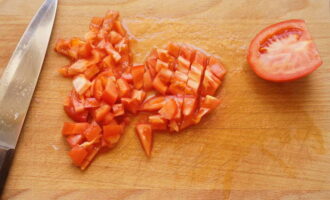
[{"x1": 0, "y1": 0, "x2": 330, "y2": 199}]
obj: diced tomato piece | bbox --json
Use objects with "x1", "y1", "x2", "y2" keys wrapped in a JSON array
[
  {"x1": 180, "y1": 44, "x2": 196, "y2": 62},
  {"x1": 112, "y1": 103, "x2": 125, "y2": 116},
  {"x1": 192, "y1": 108, "x2": 210, "y2": 124},
  {"x1": 143, "y1": 67, "x2": 153, "y2": 91},
  {"x1": 146, "y1": 57, "x2": 157, "y2": 77},
  {"x1": 102, "y1": 55, "x2": 115, "y2": 69},
  {"x1": 182, "y1": 96, "x2": 197, "y2": 116},
  {"x1": 148, "y1": 115, "x2": 167, "y2": 130},
  {"x1": 84, "y1": 97, "x2": 100, "y2": 109},
  {"x1": 73, "y1": 75, "x2": 92, "y2": 95},
  {"x1": 103, "y1": 121, "x2": 123, "y2": 144},
  {"x1": 64, "y1": 94, "x2": 88, "y2": 122},
  {"x1": 152, "y1": 76, "x2": 168, "y2": 95},
  {"x1": 116, "y1": 78, "x2": 131, "y2": 97},
  {"x1": 68, "y1": 59, "x2": 89, "y2": 76},
  {"x1": 201, "y1": 95, "x2": 220, "y2": 110},
  {"x1": 115, "y1": 37, "x2": 129, "y2": 53},
  {"x1": 131, "y1": 65, "x2": 145, "y2": 89},
  {"x1": 64, "y1": 105, "x2": 88, "y2": 122},
  {"x1": 173, "y1": 96, "x2": 183, "y2": 120},
  {"x1": 109, "y1": 31, "x2": 123, "y2": 45},
  {"x1": 140, "y1": 96, "x2": 165, "y2": 112},
  {"x1": 69, "y1": 146, "x2": 88, "y2": 167},
  {"x1": 201, "y1": 68, "x2": 222, "y2": 96},
  {"x1": 83, "y1": 122, "x2": 102, "y2": 142},
  {"x1": 168, "y1": 71, "x2": 188, "y2": 95},
  {"x1": 169, "y1": 120, "x2": 179, "y2": 132},
  {"x1": 113, "y1": 20, "x2": 126, "y2": 36},
  {"x1": 93, "y1": 78, "x2": 104, "y2": 100},
  {"x1": 58, "y1": 65, "x2": 70, "y2": 77},
  {"x1": 102, "y1": 112, "x2": 114, "y2": 125},
  {"x1": 62, "y1": 122, "x2": 89, "y2": 136},
  {"x1": 54, "y1": 39, "x2": 71, "y2": 58},
  {"x1": 70, "y1": 90, "x2": 85, "y2": 113},
  {"x1": 105, "y1": 43, "x2": 121, "y2": 63},
  {"x1": 70, "y1": 38, "x2": 92, "y2": 59},
  {"x1": 155, "y1": 59, "x2": 169, "y2": 72},
  {"x1": 157, "y1": 49, "x2": 173, "y2": 63},
  {"x1": 121, "y1": 98, "x2": 139, "y2": 114},
  {"x1": 66, "y1": 134, "x2": 84, "y2": 147},
  {"x1": 159, "y1": 98, "x2": 177, "y2": 120},
  {"x1": 121, "y1": 72, "x2": 133, "y2": 83},
  {"x1": 180, "y1": 115, "x2": 196, "y2": 130},
  {"x1": 84, "y1": 65, "x2": 100, "y2": 80},
  {"x1": 84, "y1": 31, "x2": 98, "y2": 46},
  {"x1": 89, "y1": 17, "x2": 104, "y2": 32},
  {"x1": 136, "y1": 124, "x2": 153, "y2": 157},
  {"x1": 208, "y1": 56, "x2": 226, "y2": 79},
  {"x1": 80, "y1": 145, "x2": 101, "y2": 170},
  {"x1": 177, "y1": 56, "x2": 191, "y2": 73},
  {"x1": 102, "y1": 78, "x2": 118, "y2": 105},
  {"x1": 131, "y1": 89, "x2": 146, "y2": 103},
  {"x1": 193, "y1": 51, "x2": 207, "y2": 66},
  {"x1": 167, "y1": 42, "x2": 181, "y2": 58},
  {"x1": 94, "y1": 104, "x2": 111, "y2": 122}
]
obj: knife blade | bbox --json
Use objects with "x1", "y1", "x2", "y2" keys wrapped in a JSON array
[{"x1": 0, "y1": 0, "x2": 57, "y2": 193}]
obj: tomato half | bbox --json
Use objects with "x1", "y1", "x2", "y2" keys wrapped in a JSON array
[{"x1": 248, "y1": 19, "x2": 322, "y2": 82}]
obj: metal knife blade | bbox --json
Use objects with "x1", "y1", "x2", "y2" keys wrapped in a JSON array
[{"x1": 0, "y1": 0, "x2": 57, "y2": 193}]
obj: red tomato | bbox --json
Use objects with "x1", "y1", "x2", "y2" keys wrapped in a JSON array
[
  {"x1": 158, "y1": 98, "x2": 177, "y2": 120},
  {"x1": 69, "y1": 146, "x2": 88, "y2": 167},
  {"x1": 131, "y1": 65, "x2": 145, "y2": 89},
  {"x1": 140, "y1": 96, "x2": 166, "y2": 112},
  {"x1": 248, "y1": 19, "x2": 322, "y2": 82},
  {"x1": 148, "y1": 115, "x2": 167, "y2": 131},
  {"x1": 66, "y1": 134, "x2": 85, "y2": 147},
  {"x1": 102, "y1": 78, "x2": 118, "y2": 105},
  {"x1": 103, "y1": 121, "x2": 123, "y2": 144},
  {"x1": 135, "y1": 124, "x2": 153, "y2": 157},
  {"x1": 83, "y1": 122, "x2": 102, "y2": 142},
  {"x1": 62, "y1": 122, "x2": 89, "y2": 136}
]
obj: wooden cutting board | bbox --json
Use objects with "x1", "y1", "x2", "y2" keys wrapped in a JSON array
[{"x1": 0, "y1": 0, "x2": 330, "y2": 199}]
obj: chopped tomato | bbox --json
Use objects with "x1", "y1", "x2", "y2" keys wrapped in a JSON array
[
  {"x1": 102, "y1": 112, "x2": 114, "y2": 125},
  {"x1": 248, "y1": 19, "x2": 322, "y2": 82},
  {"x1": 143, "y1": 68, "x2": 153, "y2": 91},
  {"x1": 83, "y1": 122, "x2": 102, "y2": 142},
  {"x1": 182, "y1": 96, "x2": 197, "y2": 116},
  {"x1": 140, "y1": 96, "x2": 165, "y2": 112},
  {"x1": 136, "y1": 124, "x2": 153, "y2": 157},
  {"x1": 148, "y1": 115, "x2": 167, "y2": 130},
  {"x1": 201, "y1": 95, "x2": 220, "y2": 110},
  {"x1": 94, "y1": 104, "x2": 111, "y2": 122},
  {"x1": 167, "y1": 42, "x2": 181, "y2": 58},
  {"x1": 103, "y1": 121, "x2": 123, "y2": 144},
  {"x1": 121, "y1": 98, "x2": 139, "y2": 114},
  {"x1": 84, "y1": 97, "x2": 100, "y2": 109},
  {"x1": 131, "y1": 65, "x2": 145, "y2": 89},
  {"x1": 113, "y1": 20, "x2": 126, "y2": 36},
  {"x1": 116, "y1": 78, "x2": 131, "y2": 97},
  {"x1": 62, "y1": 122, "x2": 89, "y2": 136},
  {"x1": 66, "y1": 134, "x2": 84, "y2": 147},
  {"x1": 102, "y1": 77, "x2": 118, "y2": 105},
  {"x1": 112, "y1": 103, "x2": 125, "y2": 116},
  {"x1": 208, "y1": 56, "x2": 226, "y2": 79},
  {"x1": 131, "y1": 89, "x2": 146, "y2": 103},
  {"x1": 69, "y1": 146, "x2": 88, "y2": 167},
  {"x1": 159, "y1": 98, "x2": 177, "y2": 120},
  {"x1": 73, "y1": 75, "x2": 92, "y2": 95},
  {"x1": 80, "y1": 146, "x2": 100, "y2": 170},
  {"x1": 84, "y1": 65, "x2": 100, "y2": 80}
]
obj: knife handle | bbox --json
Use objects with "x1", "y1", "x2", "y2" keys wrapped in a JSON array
[{"x1": 0, "y1": 146, "x2": 14, "y2": 195}]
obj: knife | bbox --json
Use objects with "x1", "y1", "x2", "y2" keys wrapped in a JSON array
[{"x1": 0, "y1": 0, "x2": 57, "y2": 193}]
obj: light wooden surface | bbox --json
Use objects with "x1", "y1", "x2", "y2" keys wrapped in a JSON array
[{"x1": 1, "y1": 0, "x2": 330, "y2": 199}]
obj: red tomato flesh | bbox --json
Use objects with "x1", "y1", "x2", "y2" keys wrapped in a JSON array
[{"x1": 248, "y1": 19, "x2": 322, "y2": 82}]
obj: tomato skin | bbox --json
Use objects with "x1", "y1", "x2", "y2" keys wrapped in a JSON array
[
  {"x1": 135, "y1": 124, "x2": 153, "y2": 157},
  {"x1": 69, "y1": 146, "x2": 88, "y2": 167},
  {"x1": 248, "y1": 19, "x2": 322, "y2": 82}
]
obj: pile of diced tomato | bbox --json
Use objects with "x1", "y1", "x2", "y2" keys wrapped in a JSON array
[{"x1": 55, "y1": 11, "x2": 226, "y2": 170}]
